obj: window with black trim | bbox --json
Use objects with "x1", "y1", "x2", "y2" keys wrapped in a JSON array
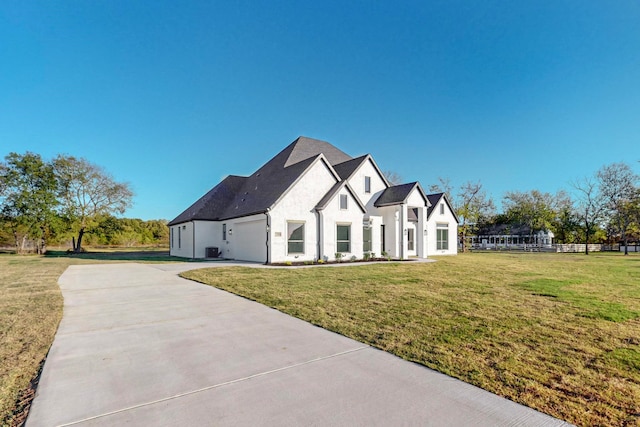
[
  {"x1": 337, "y1": 224, "x2": 351, "y2": 252},
  {"x1": 365, "y1": 176, "x2": 371, "y2": 194},
  {"x1": 223, "y1": 224, "x2": 227, "y2": 240},
  {"x1": 287, "y1": 222, "x2": 305, "y2": 254},
  {"x1": 437, "y1": 223, "x2": 449, "y2": 250}
]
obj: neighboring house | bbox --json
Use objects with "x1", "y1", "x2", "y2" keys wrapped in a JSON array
[
  {"x1": 168, "y1": 136, "x2": 455, "y2": 262},
  {"x1": 425, "y1": 193, "x2": 459, "y2": 255},
  {"x1": 471, "y1": 223, "x2": 555, "y2": 250}
]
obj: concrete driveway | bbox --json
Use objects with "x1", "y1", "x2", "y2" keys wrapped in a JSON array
[{"x1": 27, "y1": 263, "x2": 569, "y2": 426}]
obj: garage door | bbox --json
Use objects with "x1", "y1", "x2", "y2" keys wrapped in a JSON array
[{"x1": 234, "y1": 219, "x2": 267, "y2": 262}]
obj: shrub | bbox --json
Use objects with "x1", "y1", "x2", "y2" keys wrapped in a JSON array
[
  {"x1": 350, "y1": 255, "x2": 357, "y2": 262},
  {"x1": 335, "y1": 252, "x2": 344, "y2": 262},
  {"x1": 363, "y1": 252, "x2": 371, "y2": 261}
]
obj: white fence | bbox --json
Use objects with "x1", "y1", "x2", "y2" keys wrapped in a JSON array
[{"x1": 555, "y1": 244, "x2": 602, "y2": 253}]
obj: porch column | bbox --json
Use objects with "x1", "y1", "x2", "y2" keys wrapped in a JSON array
[
  {"x1": 400, "y1": 204, "x2": 409, "y2": 260},
  {"x1": 393, "y1": 207, "x2": 401, "y2": 259},
  {"x1": 417, "y1": 206, "x2": 427, "y2": 258}
]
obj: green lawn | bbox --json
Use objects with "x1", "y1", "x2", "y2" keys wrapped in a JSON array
[
  {"x1": 0, "y1": 248, "x2": 176, "y2": 427},
  {"x1": 182, "y1": 252, "x2": 640, "y2": 427}
]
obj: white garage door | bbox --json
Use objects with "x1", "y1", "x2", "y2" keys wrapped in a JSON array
[{"x1": 234, "y1": 219, "x2": 267, "y2": 262}]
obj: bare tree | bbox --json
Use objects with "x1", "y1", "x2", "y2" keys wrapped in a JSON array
[
  {"x1": 457, "y1": 181, "x2": 494, "y2": 252},
  {"x1": 428, "y1": 177, "x2": 454, "y2": 203},
  {"x1": 597, "y1": 162, "x2": 639, "y2": 255},
  {"x1": 382, "y1": 170, "x2": 403, "y2": 186},
  {"x1": 572, "y1": 176, "x2": 606, "y2": 255}
]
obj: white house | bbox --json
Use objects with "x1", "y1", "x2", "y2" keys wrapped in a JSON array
[
  {"x1": 425, "y1": 193, "x2": 459, "y2": 256},
  {"x1": 168, "y1": 136, "x2": 457, "y2": 262}
]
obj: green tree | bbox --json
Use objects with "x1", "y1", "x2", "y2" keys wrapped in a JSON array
[
  {"x1": 144, "y1": 219, "x2": 170, "y2": 245},
  {"x1": 0, "y1": 152, "x2": 59, "y2": 253},
  {"x1": 429, "y1": 178, "x2": 495, "y2": 251},
  {"x1": 550, "y1": 191, "x2": 580, "y2": 244},
  {"x1": 597, "y1": 162, "x2": 639, "y2": 255},
  {"x1": 503, "y1": 190, "x2": 556, "y2": 246},
  {"x1": 53, "y1": 155, "x2": 133, "y2": 252},
  {"x1": 456, "y1": 182, "x2": 494, "y2": 252},
  {"x1": 572, "y1": 176, "x2": 606, "y2": 255}
]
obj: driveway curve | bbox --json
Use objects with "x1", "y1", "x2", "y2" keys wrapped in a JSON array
[{"x1": 27, "y1": 263, "x2": 569, "y2": 426}]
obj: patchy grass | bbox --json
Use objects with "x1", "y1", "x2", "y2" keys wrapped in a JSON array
[
  {"x1": 182, "y1": 252, "x2": 640, "y2": 427},
  {"x1": 0, "y1": 248, "x2": 180, "y2": 426}
]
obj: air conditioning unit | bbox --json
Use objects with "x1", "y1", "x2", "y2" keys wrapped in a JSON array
[{"x1": 205, "y1": 247, "x2": 219, "y2": 258}]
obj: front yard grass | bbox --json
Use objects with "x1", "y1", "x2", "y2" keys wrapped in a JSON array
[{"x1": 182, "y1": 252, "x2": 640, "y2": 427}]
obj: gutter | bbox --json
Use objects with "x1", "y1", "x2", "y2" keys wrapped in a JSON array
[
  {"x1": 316, "y1": 209, "x2": 323, "y2": 261},
  {"x1": 265, "y1": 210, "x2": 271, "y2": 264}
]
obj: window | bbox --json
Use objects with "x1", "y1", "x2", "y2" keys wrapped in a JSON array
[
  {"x1": 223, "y1": 224, "x2": 227, "y2": 240},
  {"x1": 365, "y1": 176, "x2": 371, "y2": 194},
  {"x1": 340, "y1": 194, "x2": 348, "y2": 210},
  {"x1": 437, "y1": 223, "x2": 449, "y2": 250},
  {"x1": 178, "y1": 226, "x2": 181, "y2": 249},
  {"x1": 440, "y1": 203, "x2": 445, "y2": 215},
  {"x1": 171, "y1": 228, "x2": 174, "y2": 248},
  {"x1": 407, "y1": 228, "x2": 415, "y2": 251},
  {"x1": 287, "y1": 222, "x2": 305, "y2": 254},
  {"x1": 363, "y1": 226, "x2": 372, "y2": 252},
  {"x1": 337, "y1": 224, "x2": 351, "y2": 252}
]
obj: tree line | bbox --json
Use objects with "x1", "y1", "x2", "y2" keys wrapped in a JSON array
[
  {"x1": 4, "y1": 152, "x2": 638, "y2": 255},
  {"x1": 429, "y1": 161, "x2": 640, "y2": 255},
  {"x1": 0, "y1": 152, "x2": 168, "y2": 254}
]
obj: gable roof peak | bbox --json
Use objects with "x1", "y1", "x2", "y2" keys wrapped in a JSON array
[
  {"x1": 374, "y1": 181, "x2": 430, "y2": 207},
  {"x1": 283, "y1": 136, "x2": 352, "y2": 168}
]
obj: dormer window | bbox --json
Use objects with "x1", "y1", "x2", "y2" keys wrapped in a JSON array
[{"x1": 365, "y1": 176, "x2": 371, "y2": 194}]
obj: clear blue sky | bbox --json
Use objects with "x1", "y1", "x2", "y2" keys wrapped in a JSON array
[{"x1": 2, "y1": 1, "x2": 639, "y2": 220}]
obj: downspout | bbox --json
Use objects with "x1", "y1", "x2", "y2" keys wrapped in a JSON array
[
  {"x1": 316, "y1": 209, "x2": 324, "y2": 261},
  {"x1": 265, "y1": 210, "x2": 271, "y2": 265},
  {"x1": 192, "y1": 221, "x2": 196, "y2": 259},
  {"x1": 399, "y1": 206, "x2": 404, "y2": 260}
]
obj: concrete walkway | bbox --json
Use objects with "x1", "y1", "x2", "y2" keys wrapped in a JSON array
[{"x1": 27, "y1": 263, "x2": 569, "y2": 426}]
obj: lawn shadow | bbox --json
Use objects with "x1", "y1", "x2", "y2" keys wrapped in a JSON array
[{"x1": 43, "y1": 249, "x2": 203, "y2": 263}]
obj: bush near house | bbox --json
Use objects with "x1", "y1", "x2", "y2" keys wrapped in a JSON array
[{"x1": 183, "y1": 252, "x2": 640, "y2": 427}]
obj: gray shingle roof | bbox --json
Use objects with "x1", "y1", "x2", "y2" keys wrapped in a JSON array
[
  {"x1": 169, "y1": 136, "x2": 350, "y2": 225},
  {"x1": 332, "y1": 155, "x2": 368, "y2": 180},
  {"x1": 283, "y1": 136, "x2": 352, "y2": 167},
  {"x1": 374, "y1": 182, "x2": 428, "y2": 207},
  {"x1": 426, "y1": 193, "x2": 444, "y2": 218}
]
